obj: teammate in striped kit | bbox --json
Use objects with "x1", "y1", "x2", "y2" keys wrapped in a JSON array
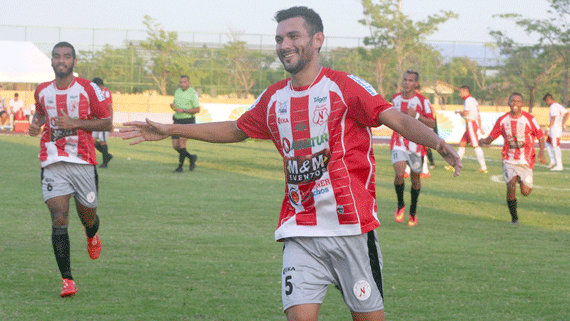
[
  {"x1": 122, "y1": 7, "x2": 461, "y2": 320},
  {"x1": 479, "y1": 92, "x2": 546, "y2": 225},
  {"x1": 91, "y1": 78, "x2": 114, "y2": 168},
  {"x1": 543, "y1": 93, "x2": 569, "y2": 171},
  {"x1": 29, "y1": 42, "x2": 111, "y2": 297},
  {"x1": 390, "y1": 71, "x2": 436, "y2": 226}
]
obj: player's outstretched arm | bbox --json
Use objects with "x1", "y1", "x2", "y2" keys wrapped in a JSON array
[
  {"x1": 379, "y1": 108, "x2": 461, "y2": 176},
  {"x1": 121, "y1": 119, "x2": 248, "y2": 145}
]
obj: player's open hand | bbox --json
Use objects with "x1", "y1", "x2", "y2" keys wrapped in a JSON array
[
  {"x1": 436, "y1": 140, "x2": 462, "y2": 177},
  {"x1": 53, "y1": 109, "x2": 77, "y2": 129},
  {"x1": 120, "y1": 118, "x2": 169, "y2": 145}
]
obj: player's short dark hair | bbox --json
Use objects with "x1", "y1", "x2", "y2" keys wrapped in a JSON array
[
  {"x1": 510, "y1": 92, "x2": 523, "y2": 101},
  {"x1": 460, "y1": 85, "x2": 471, "y2": 93},
  {"x1": 275, "y1": 6, "x2": 323, "y2": 37},
  {"x1": 92, "y1": 78, "x2": 104, "y2": 86},
  {"x1": 543, "y1": 93, "x2": 553, "y2": 101},
  {"x1": 180, "y1": 75, "x2": 189, "y2": 80},
  {"x1": 404, "y1": 70, "x2": 419, "y2": 81},
  {"x1": 52, "y1": 42, "x2": 76, "y2": 59}
]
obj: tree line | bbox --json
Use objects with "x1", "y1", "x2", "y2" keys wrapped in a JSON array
[{"x1": 75, "y1": 0, "x2": 570, "y2": 109}]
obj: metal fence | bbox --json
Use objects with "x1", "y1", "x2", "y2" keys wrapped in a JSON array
[{"x1": 1, "y1": 24, "x2": 504, "y2": 103}]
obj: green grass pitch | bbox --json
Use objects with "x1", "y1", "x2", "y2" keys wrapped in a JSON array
[{"x1": 0, "y1": 133, "x2": 568, "y2": 320}]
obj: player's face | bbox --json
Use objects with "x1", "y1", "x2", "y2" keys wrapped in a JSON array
[
  {"x1": 402, "y1": 73, "x2": 418, "y2": 95},
  {"x1": 509, "y1": 95, "x2": 524, "y2": 115},
  {"x1": 179, "y1": 77, "x2": 190, "y2": 90},
  {"x1": 51, "y1": 47, "x2": 76, "y2": 79},
  {"x1": 459, "y1": 88, "x2": 468, "y2": 99},
  {"x1": 275, "y1": 17, "x2": 319, "y2": 75}
]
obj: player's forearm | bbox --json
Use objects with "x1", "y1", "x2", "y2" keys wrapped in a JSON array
[
  {"x1": 381, "y1": 109, "x2": 442, "y2": 149},
  {"x1": 74, "y1": 118, "x2": 113, "y2": 132},
  {"x1": 32, "y1": 113, "x2": 46, "y2": 127},
  {"x1": 167, "y1": 120, "x2": 248, "y2": 143}
]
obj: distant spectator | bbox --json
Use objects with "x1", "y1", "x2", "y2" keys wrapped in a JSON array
[
  {"x1": 0, "y1": 85, "x2": 5, "y2": 111},
  {"x1": 0, "y1": 110, "x2": 9, "y2": 130},
  {"x1": 9, "y1": 93, "x2": 24, "y2": 129}
]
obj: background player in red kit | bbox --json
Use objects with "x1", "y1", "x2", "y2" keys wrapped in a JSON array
[
  {"x1": 29, "y1": 42, "x2": 112, "y2": 297},
  {"x1": 479, "y1": 92, "x2": 546, "y2": 225},
  {"x1": 121, "y1": 7, "x2": 461, "y2": 320},
  {"x1": 390, "y1": 70, "x2": 436, "y2": 226}
]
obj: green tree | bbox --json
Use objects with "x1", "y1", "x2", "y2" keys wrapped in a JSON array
[
  {"x1": 140, "y1": 15, "x2": 194, "y2": 95},
  {"x1": 220, "y1": 32, "x2": 275, "y2": 98},
  {"x1": 76, "y1": 44, "x2": 150, "y2": 93},
  {"x1": 358, "y1": 0, "x2": 457, "y2": 95},
  {"x1": 490, "y1": 30, "x2": 563, "y2": 110},
  {"x1": 492, "y1": 0, "x2": 570, "y2": 105}
]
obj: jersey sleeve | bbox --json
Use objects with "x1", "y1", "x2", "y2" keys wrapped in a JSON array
[
  {"x1": 489, "y1": 115, "x2": 505, "y2": 140},
  {"x1": 530, "y1": 115, "x2": 545, "y2": 140},
  {"x1": 236, "y1": 88, "x2": 272, "y2": 140},
  {"x1": 87, "y1": 82, "x2": 111, "y2": 119},
  {"x1": 34, "y1": 86, "x2": 45, "y2": 116},
  {"x1": 105, "y1": 88, "x2": 113, "y2": 105},
  {"x1": 343, "y1": 74, "x2": 392, "y2": 127},
  {"x1": 420, "y1": 96, "x2": 435, "y2": 120},
  {"x1": 188, "y1": 90, "x2": 200, "y2": 109}
]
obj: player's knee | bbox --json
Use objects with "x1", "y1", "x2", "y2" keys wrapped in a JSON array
[
  {"x1": 51, "y1": 214, "x2": 68, "y2": 228},
  {"x1": 521, "y1": 187, "x2": 532, "y2": 196}
]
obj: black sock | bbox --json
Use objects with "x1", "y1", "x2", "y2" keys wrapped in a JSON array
[
  {"x1": 52, "y1": 227, "x2": 72, "y2": 280},
  {"x1": 395, "y1": 183, "x2": 405, "y2": 209},
  {"x1": 410, "y1": 187, "x2": 421, "y2": 217},
  {"x1": 85, "y1": 215, "x2": 100, "y2": 238},
  {"x1": 176, "y1": 148, "x2": 185, "y2": 166},
  {"x1": 507, "y1": 199, "x2": 518, "y2": 222},
  {"x1": 100, "y1": 144, "x2": 109, "y2": 159},
  {"x1": 94, "y1": 141, "x2": 104, "y2": 153}
]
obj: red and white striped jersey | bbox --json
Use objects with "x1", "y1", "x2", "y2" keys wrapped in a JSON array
[
  {"x1": 35, "y1": 77, "x2": 110, "y2": 167},
  {"x1": 489, "y1": 111, "x2": 544, "y2": 168},
  {"x1": 102, "y1": 87, "x2": 113, "y2": 106},
  {"x1": 389, "y1": 92, "x2": 434, "y2": 155},
  {"x1": 237, "y1": 67, "x2": 393, "y2": 240}
]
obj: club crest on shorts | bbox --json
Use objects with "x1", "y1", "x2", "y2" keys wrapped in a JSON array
[
  {"x1": 86, "y1": 191, "x2": 96, "y2": 203},
  {"x1": 353, "y1": 280, "x2": 371, "y2": 301}
]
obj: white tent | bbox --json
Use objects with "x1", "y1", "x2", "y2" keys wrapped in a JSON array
[{"x1": 0, "y1": 41, "x2": 54, "y2": 83}]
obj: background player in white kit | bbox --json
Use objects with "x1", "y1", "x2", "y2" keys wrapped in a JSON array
[
  {"x1": 479, "y1": 92, "x2": 546, "y2": 225},
  {"x1": 390, "y1": 70, "x2": 436, "y2": 227},
  {"x1": 121, "y1": 7, "x2": 461, "y2": 320},
  {"x1": 447, "y1": 86, "x2": 488, "y2": 173},
  {"x1": 29, "y1": 42, "x2": 111, "y2": 297},
  {"x1": 543, "y1": 93, "x2": 568, "y2": 171}
]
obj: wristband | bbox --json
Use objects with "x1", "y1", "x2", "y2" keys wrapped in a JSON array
[{"x1": 415, "y1": 113, "x2": 420, "y2": 120}]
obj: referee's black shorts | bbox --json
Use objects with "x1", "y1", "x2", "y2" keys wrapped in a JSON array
[{"x1": 171, "y1": 117, "x2": 195, "y2": 139}]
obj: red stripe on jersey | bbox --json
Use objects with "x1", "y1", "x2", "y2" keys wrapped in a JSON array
[{"x1": 290, "y1": 95, "x2": 317, "y2": 226}]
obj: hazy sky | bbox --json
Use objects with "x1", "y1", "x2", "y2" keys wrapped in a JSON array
[{"x1": 2, "y1": 0, "x2": 553, "y2": 45}]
